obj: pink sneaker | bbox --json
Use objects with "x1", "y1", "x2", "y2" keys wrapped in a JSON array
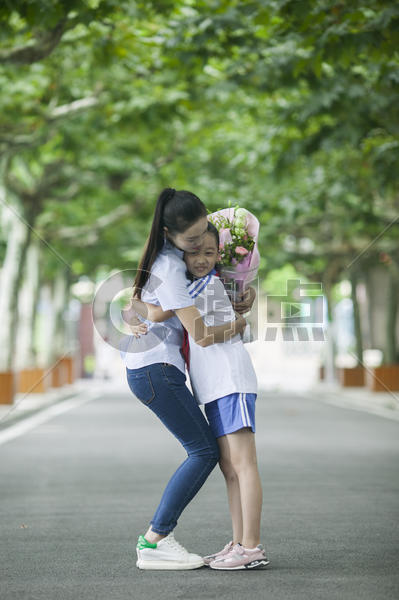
[
  {"x1": 203, "y1": 540, "x2": 234, "y2": 566},
  {"x1": 209, "y1": 543, "x2": 270, "y2": 570}
]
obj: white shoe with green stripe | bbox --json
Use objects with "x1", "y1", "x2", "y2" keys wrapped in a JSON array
[{"x1": 136, "y1": 532, "x2": 204, "y2": 570}]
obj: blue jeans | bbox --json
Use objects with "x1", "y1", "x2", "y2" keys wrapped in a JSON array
[{"x1": 126, "y1": 363, "x2": 219, "y2": 534}]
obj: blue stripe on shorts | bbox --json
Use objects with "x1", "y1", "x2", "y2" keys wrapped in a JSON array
[{"x1": 204, "y1": 392, "x2": 256, "y2": 438}]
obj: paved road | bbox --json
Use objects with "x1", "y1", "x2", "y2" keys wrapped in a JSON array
[{"x1": 1, "y1": 384, "x2": 398, "y2": 600}]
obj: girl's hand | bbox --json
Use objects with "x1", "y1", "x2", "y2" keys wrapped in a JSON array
[
  {"x1": 232, "y1": 286, "x2": 256, "y2": 315},
  {"x1": 130, "y1": 321, "x2": 148, "y2": 338},
  {"x1": 121, "y1": 304, "x2": 148, "y2": 338}
]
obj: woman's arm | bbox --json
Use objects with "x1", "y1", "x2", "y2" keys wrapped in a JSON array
[{"x1": 175, "y1": 305, "x2": 246, "y2": 347}]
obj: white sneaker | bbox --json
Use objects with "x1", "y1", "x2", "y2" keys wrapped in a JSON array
[{"x1": 136, "y1": 532, "x2": 204, "y2": 570}]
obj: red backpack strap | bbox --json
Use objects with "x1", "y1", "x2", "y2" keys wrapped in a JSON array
[{"x1": 181, "y1": 327, "x2": 190, "y2": 370}]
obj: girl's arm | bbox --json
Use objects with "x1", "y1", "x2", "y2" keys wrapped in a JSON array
[
  {"x1": 130, "y1": 297, "x2": 174, "y2": 323},
  {"x1": 124, "y1": 295, "x2": 246, "y2": 346},
  {"x1": 121, "y1": 298, "x2": 172, "y2": 340},
  {"x1": 175, "y1": 305, "x2": 246, "y2": 347},
  {"x1": 121, "y1": 305, "x2": 150, "y2": 337}
]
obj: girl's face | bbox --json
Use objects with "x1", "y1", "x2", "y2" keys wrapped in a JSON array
[
  {"x1": 184, "y1": 232, "x2": 220, "y2": 278},
  {"x1": 164, "y1": 217, "x2": 208, "y2": 252}
]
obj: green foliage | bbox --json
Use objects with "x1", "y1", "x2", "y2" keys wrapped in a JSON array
[{"x1": 0, "y1": 0, "x2": 397, "y2": 289}]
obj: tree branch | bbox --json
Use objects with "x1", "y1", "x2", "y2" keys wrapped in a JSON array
[
  {"x1": 0, "y1": 19, "x2": 68, "y2": 65},
  {"x1": 48, "y1": 96, "x2": 100, "y2": 120},
  {"x1": 0, "y1": 130, "x2": 56, "y2": 158},
  {"x1": 4, "y1": 159, "x2": 65, "y2": 205},
  {"x1": 49, "y1": 204, "x2": 133, "y2": 244}
]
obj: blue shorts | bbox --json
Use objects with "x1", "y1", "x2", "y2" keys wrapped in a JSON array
[{"x1": 204, "y1": 393, "x2": 256, "y2": 438}]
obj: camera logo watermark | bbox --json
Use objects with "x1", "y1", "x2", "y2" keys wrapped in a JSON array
[
  {"x1": 92, "y1": 269, "x2": 175, "y2": 356},
  {"x1": 264, "y1": 278, "x2": 325, "y2": 342},
  {"x1": 92, "y1": 271, "x2": 326, "y2": 354}
]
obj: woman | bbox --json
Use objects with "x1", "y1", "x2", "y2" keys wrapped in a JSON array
[
  {"x1": 132, "y1": 222, "x2": 269, "y2": 570},
  {"x1": 121, "y1": 188, "x2": 253, "y2": 571}
]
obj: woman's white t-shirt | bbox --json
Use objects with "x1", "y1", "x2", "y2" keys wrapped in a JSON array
[
  {"x1": 120, "y1": 238, "x2": 194, "y2": 374},
  {"x1": 186, "y1": 270, "x2": 258, "y2": 405}
]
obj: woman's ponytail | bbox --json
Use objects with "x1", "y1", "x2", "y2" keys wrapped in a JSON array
[
  {"x1": 150, "y1": 187, "x2": 176, "y2": 253},
  {"x1": 132, "y1": 187, "x2": 206, "y2": 298}
]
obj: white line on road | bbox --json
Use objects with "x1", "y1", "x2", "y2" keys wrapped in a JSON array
[{"x1": 0, "y1": 392, "x2": 101, "y2": 447}]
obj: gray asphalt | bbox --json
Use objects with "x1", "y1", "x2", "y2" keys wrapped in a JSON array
[{"x1": 1, "y1": 384, "x2": 398, "y2": 600}]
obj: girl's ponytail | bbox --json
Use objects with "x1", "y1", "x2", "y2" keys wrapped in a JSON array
[{"x1": 133, "y1": 187, "x2": 207, "y2": 298}]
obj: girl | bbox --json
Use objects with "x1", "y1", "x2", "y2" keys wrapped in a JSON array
[
  {"x1": 133, "y1": 222, "x2": 270, "y2": 570},
  {"x1": 121, "y1": 188, "x2": 249, "y2": 571}
]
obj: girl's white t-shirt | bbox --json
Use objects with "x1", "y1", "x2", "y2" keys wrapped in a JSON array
[
  {"x1": 120, "y1": 238, "x2": 194, "y2": 374},
  {"x1": 186, "y1": 270, "x2": 258, "y2": 405}
]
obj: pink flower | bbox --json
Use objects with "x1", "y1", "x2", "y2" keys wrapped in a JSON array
[
  {"x1": 218, "y1": 228, "x2": 232, "y2": 247},
  {"x1": 235, "y1": 246, "x2": 249, "y2": 256}
]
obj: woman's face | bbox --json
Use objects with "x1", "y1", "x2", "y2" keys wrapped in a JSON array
[
  {"x1": 164, "y1": 217, "x2": 208, "y2": 252},
  {"x1": 183, "y1": 232, "x2": 220, "y2": 278}
]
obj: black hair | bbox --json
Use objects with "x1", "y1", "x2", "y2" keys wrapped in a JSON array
[
  {"x1": 206, "y1": 221, "x2": 219, "y2": 248},
  {"x1": 185, "y1": 221, "x2": 222, "y2": 282},
  {"x1": 133, "y1": 187, "x2": 207, "y2": 298}
]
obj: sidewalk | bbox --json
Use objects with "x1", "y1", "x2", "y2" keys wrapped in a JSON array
[
  {"x1": 0, "y1": 382, "x2": 84, "y2": 430},
  {"x1": 306, "y1": 381, "x2": 399, "y2": 422},
  {"x1": 0, "y1": 377, "x2": 126, "y2": 431},
  {"x1": 245, "y1": 339, "x2": 399, "y2": 422}
]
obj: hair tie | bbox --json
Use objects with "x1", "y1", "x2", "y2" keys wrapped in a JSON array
[
  {"x1": 160, "y1": 187, "x2": 176, "y2": 207},
  {"x1": 167, "y1": 187, "x2": 176, "y2": 200}
]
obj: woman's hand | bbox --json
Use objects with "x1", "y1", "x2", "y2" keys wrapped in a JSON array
[
  {"x1": 235, "y1": 312, "x2": 248, "y2": 336},
  {"x1": 232, "y1": 286, "x2": 256, "y2": 315}
]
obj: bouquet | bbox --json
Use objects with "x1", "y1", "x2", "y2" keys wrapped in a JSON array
[{"x1": 208, "y1": 205, "x2": 260, "y2": 304}]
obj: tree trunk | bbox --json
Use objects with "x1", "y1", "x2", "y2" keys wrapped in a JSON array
[
  {"x1": 16, "y1": 238, "x2": 40, "y2": 369},
  {"x1": 364, "y1": 267, "x2": 376, "y2": 348},
  {"x1": 54, "y1": 268, "x2": 70, "y2": 358},
  {"x1": 385, "y1": 264, "x2": 399, "y2": 364},
  {"x1": 43, "y1": 267, "x2": 69, "y2": 366},
  {"x1": 322, "y1": 279, "x2": 337, "y2": 383},
  {"x1": 349, "y1": 268, "x2": 363, "y2": 366},
  {"x1": 0, "y1": 198, "x2": 32, "y2": 371}
]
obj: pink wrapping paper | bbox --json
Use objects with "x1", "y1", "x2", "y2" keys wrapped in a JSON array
[{"x1": 207, "y1": 207, "x2": 260, "y2": 291}]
